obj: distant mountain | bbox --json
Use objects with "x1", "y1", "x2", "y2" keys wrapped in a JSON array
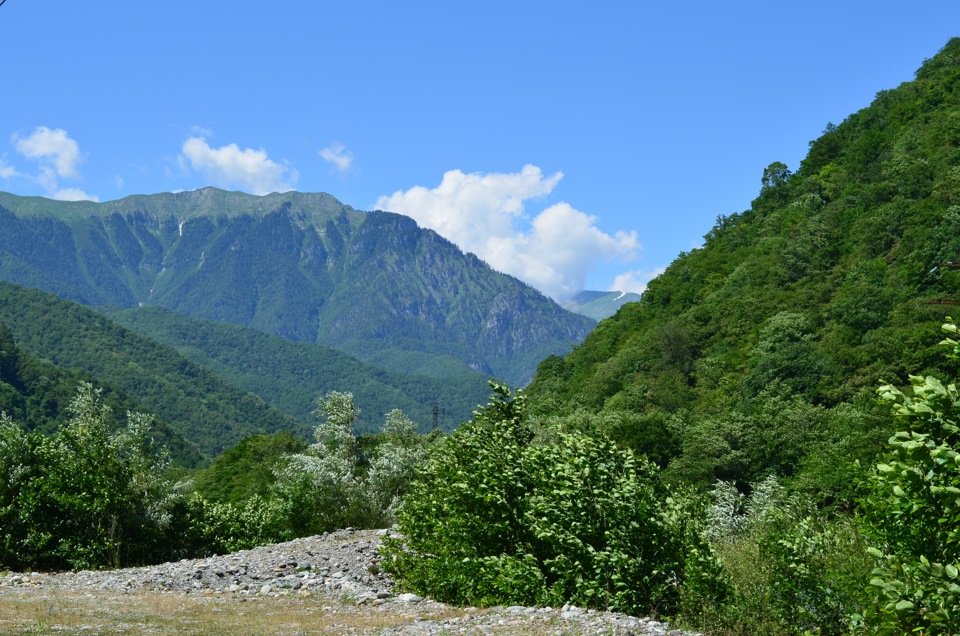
[
  {"x1": 101, "y1": 305, "x2": 492, "y2": 432},
  {"x1": 0, "y1": 188, "x2": 594, "y2": 385},
  {"x1": 0, "y1": 282, "x2": 305, "y2": 458},
  {"x1": 562, "y1": 290, "x2": 642, "y2": 321}
]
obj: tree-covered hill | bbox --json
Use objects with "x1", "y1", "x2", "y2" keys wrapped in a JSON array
[
  {"x1": 101, "y1": 305, "x2": 492, "y2": 432},
  {"x1": 0, "y1": 324, "x2": 202, "y2": 466},
  {"x1": 0, "y1": 188, "x2": 593, "y2": 385},
  {"x1": 527, "y1": 38, "x2": 960, "y2": 486},
  {"x1": 0, "y1": 282, "x2": 306, "y2": 458}
]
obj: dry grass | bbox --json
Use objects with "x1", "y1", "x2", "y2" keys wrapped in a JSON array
[{"x1": 0, "y1": 590, "x2": 469, "y2": 635}]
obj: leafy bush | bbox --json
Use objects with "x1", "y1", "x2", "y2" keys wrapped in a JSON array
[
  {"x1": 0, "y1": 383, "x2": 177, "y2": 570},
  {"x1": 858, "y1": 320, "x2": 960, "y2": 634},
  {"x1": 271, "y1": 391, "x2": 431, "y2": 534},
  {"x1": 176, "y1": 493, "x2": 292, "y2": 555},
  {"x1": 698, "y1": 477, "x2": 872, "y2": 635},
  {"x1": 382, "y1": 384, "x2": 728, "y2": 617}
]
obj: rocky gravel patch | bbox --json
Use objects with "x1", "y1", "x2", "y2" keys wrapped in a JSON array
[{"x1": 0, "y1": 528, "x2": 703, "y2": 635}]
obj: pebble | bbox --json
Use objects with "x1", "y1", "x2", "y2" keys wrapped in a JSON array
[{"x1": 0, "y1": 528, "x2": 703, "y2": 636}]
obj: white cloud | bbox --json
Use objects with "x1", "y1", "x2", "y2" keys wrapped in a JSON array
[
  {"x1": 51, "y1": 187, "x2": 99, "y2": 202},
  {"x1": 13, "y1": 127, "x2": 82, "y2": 178},
  {"x1": 374, "y1": 165, "x2": 641, "y2": 300},
  {"x1": 0, "y1": 159, "x2": 18, "y2": 179},
  {"x1": 319, "y1": 142, "x2": 353, "y2": 173},
  {"x1": 610, "y1": 266, "x2": 666, "y2": 295},
  {"x1": 10, "y1": 127, "x2": 98, "y2": 201},
  {"x1": 181, "y1": 136, "x2": 297, "y2": 195}
]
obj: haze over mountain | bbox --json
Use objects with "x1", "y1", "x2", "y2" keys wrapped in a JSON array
[
  {"x1": 561, "y1": 290, "x2": 642, "y2": 321},
  {"x1": 0, "y1": 188, "x2": 595, "y2": 386}
]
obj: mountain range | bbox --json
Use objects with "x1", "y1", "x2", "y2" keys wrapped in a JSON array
[{"x1": 0, "y1": 188, "x2": 594, "y2": 387}]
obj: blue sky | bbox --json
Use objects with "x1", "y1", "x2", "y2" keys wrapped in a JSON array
[{"x1": 2, "y1": 1, "x2": 959, "y2": 300}]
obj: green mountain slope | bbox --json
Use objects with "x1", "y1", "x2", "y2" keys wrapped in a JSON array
[
  {"x1": 0, "y1": 282, "x2": 307, "y2": 457},
  {"x1": 529, "y1": 38, "x2": 960, "y2": 431},
  {"x1": 101, "y1": 305, "x2": 492, "y2": 432},
  {"x1": 0, "y1": 323, "x2": 202, "y2": 466},
  {"x1": 0, "y1": 189, "x2": 594, "y2": 385}
]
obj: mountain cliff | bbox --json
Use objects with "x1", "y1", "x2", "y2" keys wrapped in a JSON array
[{"x1": 0, "y1": 189, "x2": 594, "y2": 385}]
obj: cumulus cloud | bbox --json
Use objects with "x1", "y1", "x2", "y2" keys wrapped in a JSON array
[
  {"x1": 180, "y1": 136, "x2": 297, "y2": 195},
  {"x1": 610, "y1": 266, "x2": 666, "y2": 295},
  {"x1": 0, "y1": 159, "x2": 18, "y2": 179},
  {"x1": 10, "y1": 126, "x2": 98, "y2": 201},
  {"x1": 13, "y1": 126, "x2": 82, "y2": 178},
  {"x1": 319, "y1": 142, "x2": 354, "y2": 173},
  {"x1": 51, "y1": 187, "x2": 99, "y2": 202},
  {"x1": 374, "y1": 165, "x2": 641, "y2": 300}
]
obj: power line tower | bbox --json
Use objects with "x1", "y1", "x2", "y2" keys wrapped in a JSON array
[{"x1": 431, "y1": 402, "x2": 446, "y2": 431}]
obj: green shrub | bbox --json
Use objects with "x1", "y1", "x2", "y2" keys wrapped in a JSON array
[
  {"x1": 858, "y1": 320, "x2": 960, "y2": 633},
  {"x1": 695, "y1": 477, "x2": 872, "y2": 635},
  {"x1": 382, "y1": 384, "x2": 728, "y2": 617},
  {"x1": 0, "y1": 383, "x2": 177, "y2": 570},
  {"x1": 271, "y1": 391, "x2": 431, "y2": 534}
]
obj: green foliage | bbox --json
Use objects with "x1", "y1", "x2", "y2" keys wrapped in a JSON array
[
  {"x1": 696, "y1": 478, "x2": 873, "y2": 635},
  {"x1": 382, "y1": 384, "x2": 728, "y2": 617},
  {"x1": 0, "y1": 282, "x2": 302, "y2": 459},
  {"x1": 0, "y1": 384, "x2": 177, "y2": 570},
  {"x1": 176, "y1": 493, "x2": 292, "y2": 555},
  {"x1": 271, "y1": 391, "x2": 432, "y2": 535},
  {"x1": 192, "y1": 432, "x2": 306, "y2": 504},
  {"x1": 858, "y1": 320, "x2": 960, "y2": 634}
]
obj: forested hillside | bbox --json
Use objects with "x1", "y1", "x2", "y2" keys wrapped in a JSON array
[
  {"x1": 101, "y1": 305, "x2": 491, "y2": 431},
  {"x1": 528, "y1": 38, "x2": 960, "y2": 480},
  {"x1": 0, "y1": 282, "x2": 305, "y2": 457},
  {"x1": 0, "y1": 188, "x2": 593, "y2": 385},
  {"x1": 0, "y1": 324, "x2": 201, "y2": 465}
]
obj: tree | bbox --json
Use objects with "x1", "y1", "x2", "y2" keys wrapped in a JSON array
[
  {"x1": 4, "y1": 383, "x2": 174, "y2": 570},
  {"x1": 761, "y1": 161, "x2": 792, "y2": 192}
]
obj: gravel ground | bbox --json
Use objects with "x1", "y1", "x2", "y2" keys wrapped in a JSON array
[{"x1": 0, "y1": 529, "x2": 703, "y2": 635}]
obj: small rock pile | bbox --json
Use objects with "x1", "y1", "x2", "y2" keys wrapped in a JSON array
[{"x1": 0, "y1": 528, "x2": 703, "y2": 635}]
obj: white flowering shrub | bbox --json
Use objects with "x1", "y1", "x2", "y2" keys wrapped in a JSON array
[{"x1": 272, "y1": 392, "x2": 431, "y2": 534}]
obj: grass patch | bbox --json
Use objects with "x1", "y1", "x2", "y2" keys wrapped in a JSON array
[{"x1": 0, "y1": 590, "x2": 467, "y2": 635}]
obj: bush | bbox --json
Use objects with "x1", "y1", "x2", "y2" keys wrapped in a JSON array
[
  {"x1": 271, "y1": 391, "x2": 431, "y2": 534},
  {"x1": 0, "y1": 383, "x2": 177, "y2": 570},
  {"x1": 382, "y1": 384, "x2": 728, "y2": 616},
  {"x1": 858, "y1": 320, "x2": 960, "y2": 633},
  {"x1": 697, "y1": 477, "x2": 872, "y2": 635}
]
